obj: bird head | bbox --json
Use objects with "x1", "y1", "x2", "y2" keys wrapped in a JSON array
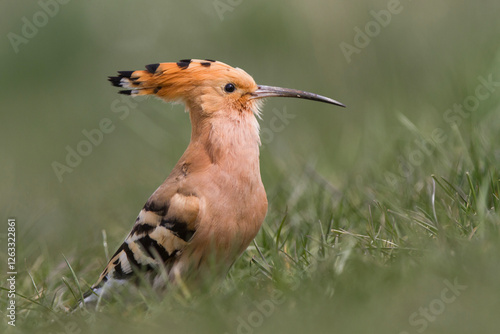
[{"x1": 109, "y1": 59, "x2": 345, "y2": 118}]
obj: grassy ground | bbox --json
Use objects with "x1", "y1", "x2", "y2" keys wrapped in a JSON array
[{"x1": 2, "y1": 1, "x2": 500, "y2": 333}]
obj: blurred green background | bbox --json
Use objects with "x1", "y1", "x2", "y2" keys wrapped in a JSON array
[{"x1": 1, "y1": 0, "x2": 500, "y2": 333}]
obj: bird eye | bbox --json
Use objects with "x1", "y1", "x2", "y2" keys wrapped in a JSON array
[{"x1": 224, "y1": 83, "x2": 236, "y2": 93}]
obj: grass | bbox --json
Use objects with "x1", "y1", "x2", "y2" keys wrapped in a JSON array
[
  {"x1": 2, "y1": 1, "x2": 500, "y2": 333},
  {"x1": 2, "y1": 112, "x2": 499, "y2": 333}
]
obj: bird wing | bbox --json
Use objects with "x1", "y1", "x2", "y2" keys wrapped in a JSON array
[{"x1": 91, "y1": 191, "x2": 200, "y2": 289}]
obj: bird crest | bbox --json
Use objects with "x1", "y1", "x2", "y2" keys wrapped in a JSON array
[{"x1": 109, "y1": 59, "x2": 256, "y2": 102}]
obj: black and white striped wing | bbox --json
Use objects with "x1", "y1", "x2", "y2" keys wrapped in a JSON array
[{"x1": 87, "y1": 192, "x2": 199, "y2": 296}]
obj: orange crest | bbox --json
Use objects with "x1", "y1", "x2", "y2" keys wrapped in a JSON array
[{"x1": 109, "y1": 59, "x2": 258, "y2": 106}]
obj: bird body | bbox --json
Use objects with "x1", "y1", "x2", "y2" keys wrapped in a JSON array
[{"x1": 79, "y1": 59, "x2": 344, "y2": 307}]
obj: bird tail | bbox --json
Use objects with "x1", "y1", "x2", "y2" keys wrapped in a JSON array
[
  {"x1": 69, "y1": 279, "x2": 127, "y2": 312},
  {"x1": 68, "y1": 285, "x2": 101, "y2": 312},
  {"x1": 108, "y1": 63, "x2": 163, "y2": 97}
]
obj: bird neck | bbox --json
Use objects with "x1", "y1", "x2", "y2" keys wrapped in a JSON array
[{"x1": 188, "y1": 105, "x2": 261, "y2": 173}]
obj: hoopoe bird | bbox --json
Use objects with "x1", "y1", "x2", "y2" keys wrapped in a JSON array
[{"x1": 79, "y1": 59, "x2": 344, "y2": 307}]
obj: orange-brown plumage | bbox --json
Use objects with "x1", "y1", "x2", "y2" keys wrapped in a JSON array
[{"x1": 77, "y1": 59, "x2": 344, "y2": 308}]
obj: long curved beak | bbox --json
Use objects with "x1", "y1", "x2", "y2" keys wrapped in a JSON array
[{"x1": 251, "y1": 85, "x2": 346, "y2": 108}]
